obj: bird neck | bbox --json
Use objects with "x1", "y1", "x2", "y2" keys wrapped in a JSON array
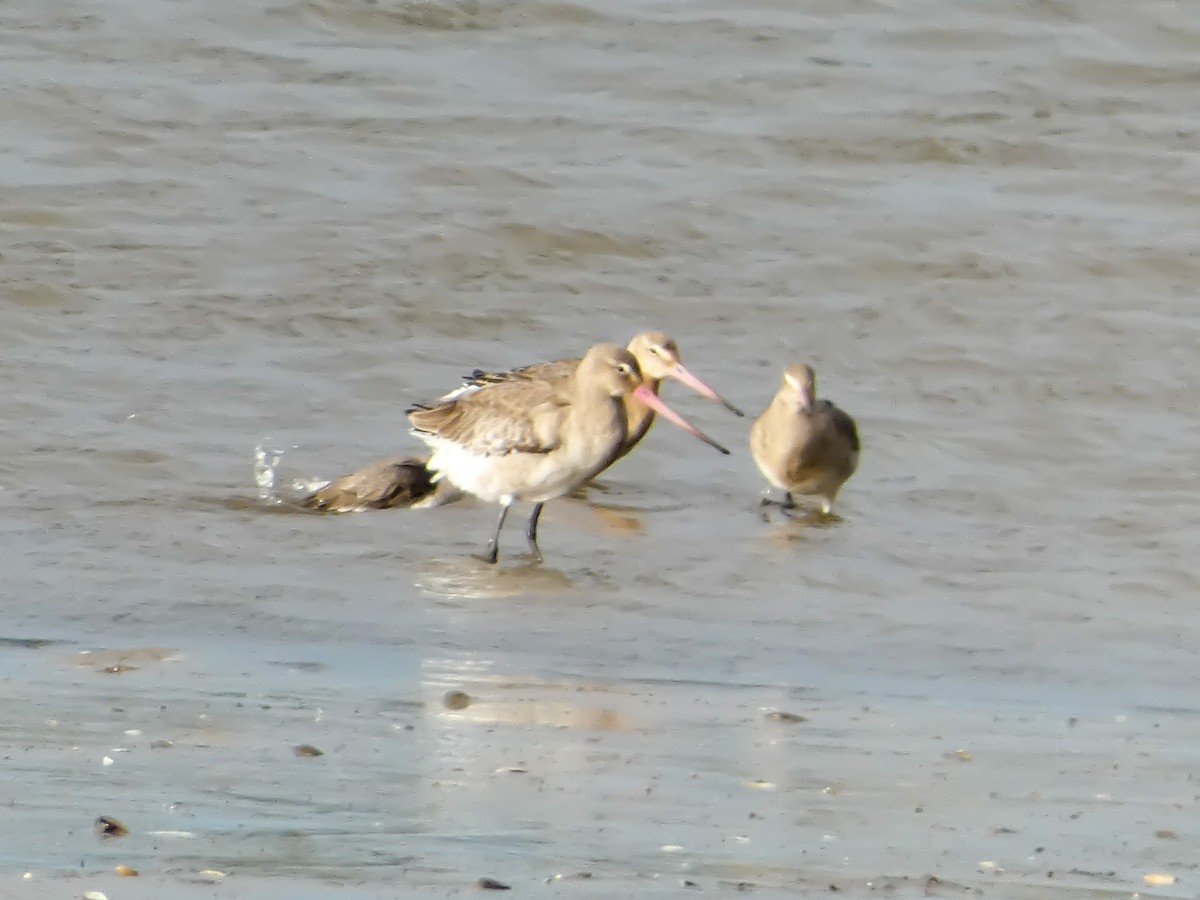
[
  {"x1": 568, "y1": 389, "x2": 629, "y2": 459},
  {"x1": 623, "y1": 378, "x2": 660, "y2": 435},
  {"x1": 780, "y1": 393, "x2": 820, "y2": 417}
]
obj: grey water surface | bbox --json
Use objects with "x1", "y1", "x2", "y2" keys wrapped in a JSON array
[{"x1": 2, "y1": 0, "x2": 1199, "y2": 896}]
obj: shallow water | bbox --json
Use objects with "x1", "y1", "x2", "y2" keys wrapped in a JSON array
[{"x1": 3, "y1": 0, "x2": 1200, "y2": 896}]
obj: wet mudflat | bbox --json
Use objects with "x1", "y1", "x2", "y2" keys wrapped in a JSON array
[
  {"x1": 4, "y1": 0, "x2": 1200, "y2": 895},
  {"x1": 4, "y1": 627, "x2": 1198, "y2": 898}
]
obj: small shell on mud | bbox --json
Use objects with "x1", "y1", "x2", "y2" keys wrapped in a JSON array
[
  {"x1": 293, "y1": 744, "x2": 324, "y2": 757},
  {"x1": 1143, "y1": 873, "x2": 1177, "y2": 886},
  {"x1": 115, "y1": 865, "x2": 138, "y2": 876}
]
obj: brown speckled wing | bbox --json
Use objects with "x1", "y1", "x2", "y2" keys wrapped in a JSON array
[
  {"x1": 302, "y1": 456, "x2": 436, "y2": 511},
  {"x1": 829, "y1": 403, "x2": 860, "y2": 453},
  {"x1": 409, "y1": 379, "x2": 569, "y2": 456},
  {"x1": 464, "y1": 355, "x2": 580, "y2": 388}
]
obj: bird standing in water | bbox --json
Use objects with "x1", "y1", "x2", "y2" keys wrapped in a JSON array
[
  {"x1": 750, "y1": 363, "x2": 860, "y2": 516},
  {"x1": 449, "y1": 331, "x2": 743, "y2": 466},
  {"x1": 409, "y1": 343, "x2": 730, "y2": 564},
  {"x1": 307, "y1": 332, "x2": 741, "y2": 513}
]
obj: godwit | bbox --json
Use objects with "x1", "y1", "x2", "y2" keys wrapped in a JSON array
[
  {"x1": 408, "y1": 343, "x2": 730, "y2": 564},
  {"x1": 448, "y1": 331, "x2": 742, "y2": 464},
  {"x1": 301, "y1": 455, "x2": 448, "y2": 512},
  {"x1": 749, "y1": 363, "x2": 860, "y2": 516}
]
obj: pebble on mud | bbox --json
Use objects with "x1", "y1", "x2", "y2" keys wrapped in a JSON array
[
  {"x1": 293, "y1": 744, "x2": 324, "y2": 757},
  {"x1": 477, "y1": 877, "x2": 511, "y2": 890},
  {"x1": 95, "y1": 816, "x2": 129, "y2": 838},
  {"x1": 547, "y1": 872, "x2": 594, "y2": 883},
  {"x1": 765, "y1": 711, "x2": 808, "y2": 723},
  {"x1": 944, "y1": 749, "x2": 973, "y2": 762},
  {"x1": 444, "y1": 690, "x2": 472, "y2": 710},
  {"x1": 83, "y1": 892, "x2": 108, "y2": 900},
  {"x1": 115, "y1": 865, "x2": 138, "y2": 876}
]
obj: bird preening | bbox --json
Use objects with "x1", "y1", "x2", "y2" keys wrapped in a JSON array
[{"x1": 299, "y1": 333, "x2": 861, "y2": 564}]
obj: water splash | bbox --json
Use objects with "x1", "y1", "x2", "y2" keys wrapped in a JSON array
[
  {"x1": 254, "y1": 439, "x2": 328, "y2": 504},
  {"x1": 253, "y1": 441, "x2": 285, "y2": 502}
]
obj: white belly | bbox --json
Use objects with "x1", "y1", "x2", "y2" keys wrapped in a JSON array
[
  {"x1": 754, "y1": 456, "x2": 792, "y2": 492},
  {"x1": 416, "y1": 433, "x2": 612, "y2": 505}
]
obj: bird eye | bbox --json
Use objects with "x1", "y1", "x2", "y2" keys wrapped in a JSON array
[{"x1": 617, "y1": 363, "x2": 633, "y2": 375}]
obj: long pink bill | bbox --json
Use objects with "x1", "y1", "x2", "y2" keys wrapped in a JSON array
[
  {"x1": 670, "y1": 363, "x2": 744, "y2": 417},
  {"x1": 633, "y1": 384, "x2": 730, "y2": 455}
]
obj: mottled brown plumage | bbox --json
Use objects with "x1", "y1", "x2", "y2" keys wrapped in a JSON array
[
  {"x1": 408, "y1": 343, "x2": 729, "y2": 564},
  {"x1": 749, "y1": 363, "x2": 860, "y2": 515},
  {"x1": 301, "y1": 455, "x2": 444, "y2": 512},
  {"x1": 451, "y1": 331, "x2": 742, "y2": 465},
  {"x1": 410, "y1": 376, "x2": 569, "y2": 459}
]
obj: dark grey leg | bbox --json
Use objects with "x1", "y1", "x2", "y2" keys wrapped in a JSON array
[
  {"x1": 485, "y1": 503, "x2": 510, "y2": 565},
  {"x1": 759, "y1": 490, "x2": 796, "y2": 509},
  {"x1": 525, "y1": 502, "x2": 544, "y2": 562},
  {"x1": 759, "y1": 490, "x2": 797, "y2": 521}
]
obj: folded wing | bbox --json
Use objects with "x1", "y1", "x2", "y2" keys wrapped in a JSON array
[{"x1": 409, "y1": 379, "x2": 570, "y2": 457}]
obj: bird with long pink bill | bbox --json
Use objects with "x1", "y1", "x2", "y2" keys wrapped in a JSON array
[
  {"x1": 408, "y1": 343, "x2": 730, "y2": 564},
  {"x1": 445, "y1": 330, "x2": 743, "y2": 466},
  {"x1": 300, "y1": 331, "x2": 738, "y2": 512}
]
